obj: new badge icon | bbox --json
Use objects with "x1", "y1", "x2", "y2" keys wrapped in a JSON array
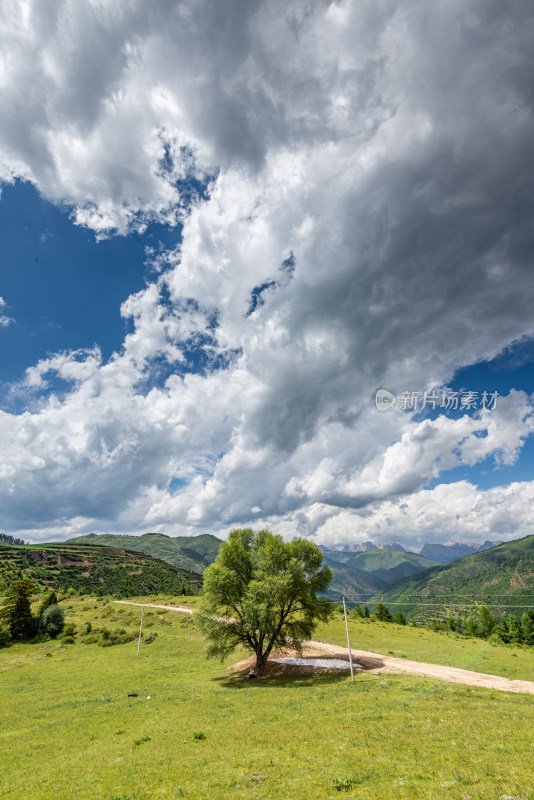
[{"x1": 375, "y1": 388, "x2": 396, "y2": 411}]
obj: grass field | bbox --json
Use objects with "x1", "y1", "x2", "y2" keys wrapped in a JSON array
[{"x1": 0, "y1": 597, "x2": 533, "y2": 800}]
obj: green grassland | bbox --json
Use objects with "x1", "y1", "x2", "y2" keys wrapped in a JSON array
[
  {"x1": 1, "y1": 596, "x2": 533, "y2": 800},
  {"x1": 315, "y1": 616, "x2": 534, "y2": 682}
]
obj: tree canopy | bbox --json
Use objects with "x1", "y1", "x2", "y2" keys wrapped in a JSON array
[
  {"x1": 197, "y1": 529, "x2": 333, "y2": 674},
  {"x1": 0, "y1": 578, "x2": 35, "y2": 639}
]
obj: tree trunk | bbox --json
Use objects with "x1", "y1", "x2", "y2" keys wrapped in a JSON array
[{"x1": 255, "y1": 651, "x2": 267, "y2": 675}]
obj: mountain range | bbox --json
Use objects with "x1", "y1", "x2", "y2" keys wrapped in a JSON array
[
  {"x1": 66, "y1": 532, "x2": 506, "y2": 607},
  {"x1": 373, "y1": 534, "x2": 534, "y2": 621},
  {"x1": 10, "y1": 532, "x2": 531, "y2": 623},
  {"x1": 323, "y1": 539, "x2": 503, "y2": 563}
]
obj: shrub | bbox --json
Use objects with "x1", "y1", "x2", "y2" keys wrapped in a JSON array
[
  {"x1": 99, "y1": 628, "x2": 136, "y2": 647},
  {"x1": 39, "y1": 604, "x2": 65, "y2": 638},
  {"x1": 81, "y1": 634, "x2": 99, "y2": 644},
  {"x1": 38, "y1": 591, "x2": 58, "y2": 617},
  {"x1": 63, "y1": 623, "x2": 76, "y2": 637},
  {"x1": 0, "y1": 622, "x2": 11, "y2": 648},
  {"x1": 465, "y1": 616, "x2": 480, "y2": 638}
]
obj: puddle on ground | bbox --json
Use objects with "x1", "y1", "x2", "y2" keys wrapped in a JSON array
[{"x1": 273, "y1": 657, "x2": 364, "y2": 669}]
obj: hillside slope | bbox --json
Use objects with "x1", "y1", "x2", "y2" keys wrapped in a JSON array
[
  {"x1": 322, "y1": 556, "x2": 385, "y2": 603},
  {"x1": 67, "y1": 533, "x2": 222, "y2": 574},
  {"x1": 326, "y1": 549, "x2": 439, "y2": 586},
  {"x1": 375, "y1": 534, "x2": 534, "y2": 621},
  {"x1": 0, "y1": 542, "x2": 201, "y2": 597}
]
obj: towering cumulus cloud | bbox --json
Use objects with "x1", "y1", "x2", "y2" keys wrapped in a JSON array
[{"x1": 1, "y1": 0, "x2": 534, "y2": 544}]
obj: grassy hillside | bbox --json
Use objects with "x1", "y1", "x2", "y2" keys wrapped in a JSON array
[
  {"x1": 322, "y1": 556, "x2": 385, "y2": 602},
  {"x1": 0, "y1": 598, "x2": 532, "y2": 800},
  {"x1": 327, "y1": 549, "x2": 439, "y2": 586},
  {"x1": 67, "y1": 532, "x2": 222, "y2": 574},
  {"x1": 375, "y1": 534, "x2": 534, "y2": 622},
  {"x1": 0, "y1": 542, "x2": 201, "y2": 597}
]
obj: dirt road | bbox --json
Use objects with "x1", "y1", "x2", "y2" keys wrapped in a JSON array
[
  {"x1": 113, "y1": 600, "x2": 534, "y2": 695},
  {"x1": 303, "y1": 640, "x2": 534, "y2": 695},
  {"x1": 113, "y1": 600, "x2": 193, "y2": 614}
]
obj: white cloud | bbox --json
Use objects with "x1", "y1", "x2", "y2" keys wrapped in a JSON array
[
  {"x1": 311, "y1": 480, "x2": 534, "y2": 549},
  {"x1": 0, "y1": 296, "x2": 14, "y2": 326},
  {"x1": 1, "y1": 1, "x2": 534, "y2": 543}
]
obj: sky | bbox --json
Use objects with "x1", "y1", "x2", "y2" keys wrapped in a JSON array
[{"x1": 1, "y1": 0, "x2": 534, "y2": 549}]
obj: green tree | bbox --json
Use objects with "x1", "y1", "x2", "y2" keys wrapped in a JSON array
[
  {"x1": 0, "y1": 578, "x2": 35, "y2": 639},
  {"x1": 446, "y1": 615, "x2": 456, "y2": 632},
  {"x1": 520, "y1": 609, "x2": 534, "y2": 646},
  {"x1": 465, "y1": 615, "x2": 480, "y2": 638},
  {"x1": 39, "y1": 604, "x2": 65, "y2": 638},
  {"x1": 395, "y1": 611, "x2": 407, "y2": 625},
  {"x1": 375, "y1": 602, "x2": 393, "y2": 622},
  {"x1": 197, "y1": 529, "x2": 333, "y2": 675},
  {"x1": 364, "y1": 604, "x2": 370, "y2": 618},
  {"x1": 38, "y1": 590, "x2": 58, "y2": 618},
  {"x1": 506, "y1": 614, "x2": 521, "y2": 644},
  {"x1": 355, "y1": 603, "x2": 363, "y2": 618},
  {"x1": 478, "y1": 605, "x2": 495, "y2": 638}
]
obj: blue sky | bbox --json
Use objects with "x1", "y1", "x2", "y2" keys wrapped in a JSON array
[
  {"x1": 1, "y1": 1, "x2": 534, "y2": 547},
  {"x1": 0, "y1": 180, "x2": 178, "y2": 391}
]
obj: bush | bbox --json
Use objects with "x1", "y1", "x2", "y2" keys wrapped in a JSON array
[
  {"x1": 37, "y1": 591, "x2": 58, "y2": 617},
  {"x1": 0, "y1": 622, "x2": 11, "y2": 648},
  {"x1": 63, "y1": 623, "x2": 76, "y2": 637},
  {"x1": 39, "y1": 605, "x2": 65, "y2": 638}
]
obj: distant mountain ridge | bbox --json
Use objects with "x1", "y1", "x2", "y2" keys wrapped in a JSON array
[
  {"x1": 374, "y1": 534, "x2": 534, "y2": 622},
  {"x1": 324, "y1": 548, "x2": 439, "y2": 594},
  {"x1": 322, "y1": 539, "x2": 503, "y2": 564},
  {"x1": 418, "y1": 540, "x2": 503, "y2": 563}
]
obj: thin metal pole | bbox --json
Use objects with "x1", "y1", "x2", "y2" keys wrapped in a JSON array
[
  {"x1": 343, "y1": 597, "x2": 355, "y2": 682},
  {"x1": 137, "y1": 607, "x2": 144, "y2": 656}
]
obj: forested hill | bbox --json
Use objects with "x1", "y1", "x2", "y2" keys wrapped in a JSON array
[
  {"x1": 66, "y1": 533, "x2": 222, "y2": 575},
  {"x1": 374, "y1": 534, "x2": 534, "y2": 622},
  {"x1": 0, "y1": 542, "x2": 201, "y2": 597},
  {"x1": 325, "y1": 548, "x2": 439, "y2": 585}
]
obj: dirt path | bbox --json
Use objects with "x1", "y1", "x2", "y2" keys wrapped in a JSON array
[
  {"x1": 303, "y1": 640, "x2": 534, "y2": 695},
  {"x1": 113, "y1": 600, "x2": 193, "y2": 614},
  {"x1": 113, "y1": 601, "x2": 534, "y2": 695}
]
